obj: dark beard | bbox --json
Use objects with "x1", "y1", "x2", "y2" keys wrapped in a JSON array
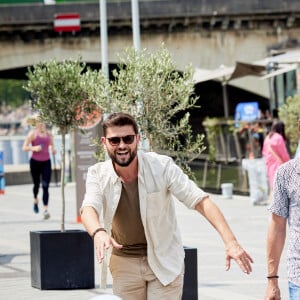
[{"x1": 107, "y1": 148, "x2": 137, "y2": 167}]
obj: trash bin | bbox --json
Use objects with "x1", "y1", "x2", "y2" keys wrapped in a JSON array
[
  {"x1": 221, "y1": 183, "x2": 233, "y2": 199},
  {"x1": 0, "y1": 151, "x2": 5, "y2": 194}
]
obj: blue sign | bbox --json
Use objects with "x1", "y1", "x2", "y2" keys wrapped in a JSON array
[{"x1": 235, "y1": 102, "x2": 259, "y2": 125}]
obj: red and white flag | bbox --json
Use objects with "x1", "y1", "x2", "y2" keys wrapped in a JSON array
[{"x1": 54, "y1": 13, "x2": 81, "y2": 33}]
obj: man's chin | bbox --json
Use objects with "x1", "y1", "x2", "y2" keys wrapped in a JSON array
[{"x1": 114, "y1": 159, "x2": 132, "y2": 167}]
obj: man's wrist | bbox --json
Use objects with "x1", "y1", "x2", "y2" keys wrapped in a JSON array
[
  {"x1": 267, "y1": 275, "x2": 279, "y2": 279},
  {"x1": 92, "y1": 227, "x2": 107, "y2": 239},
  {"x1": 225, "y1": 239, "x2": 240, "y2": 251}
]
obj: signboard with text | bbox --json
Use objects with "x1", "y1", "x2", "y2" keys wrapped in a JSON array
[{"x1": 74, "y1": 126, "x2": 101, "y2": 223}]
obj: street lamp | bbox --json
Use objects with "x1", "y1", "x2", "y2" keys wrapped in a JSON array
[
  {"x1": 131, "y1": 0, "x2": 141, "y2": 51},
  {"x1": 99, "y1": 0, "x2": 108, "y2": 79}
]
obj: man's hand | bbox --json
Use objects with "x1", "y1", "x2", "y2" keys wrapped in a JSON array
[
  {"x1": 264, "y1": 281, "x2": 281, "y2": 300},
  {"x1": 225, "y1": 240, "x2": 253, "y2": 274},
  {"x1": 94, "y1": 231, "x2": 123, "y2": 263}
]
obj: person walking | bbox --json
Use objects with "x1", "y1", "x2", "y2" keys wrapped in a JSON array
[
  {"x1": 262, "y1": 120, "x2": 290, "y2": 202},
  {"x1": 81, "y1": 112, "x2": 253, "y2": 300},
  {"x1": 22, "y1": 116, "x2": 56, "y2": 219},
  {"x1": 264, "y1": 118, "x2": 300, "y2": 300}
]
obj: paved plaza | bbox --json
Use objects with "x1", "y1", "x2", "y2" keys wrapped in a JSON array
[{"x1": 0, "y1": 183, "x2": 288, "y2": 300}]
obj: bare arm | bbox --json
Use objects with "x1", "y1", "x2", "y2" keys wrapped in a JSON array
[
  {"x1": 22, "y1": 131, "x2": 41, "y2": 152},
  {"x1": 264, "y1": 213, "x2": 286, "y2": 300},
  {"x1": 195, "y1": 196, "x2": 253, "y2": 274},
  {"x1": 81, "y1": 206, "x2": 122, "y2": 263}
]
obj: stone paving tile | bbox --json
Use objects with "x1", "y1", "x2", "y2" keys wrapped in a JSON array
[{"x1": 0, "y1": 183, "x2": 289, "y2": 299}]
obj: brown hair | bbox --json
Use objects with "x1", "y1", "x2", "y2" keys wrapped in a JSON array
[
  {"x1": 270, "y1": 121, "x2": 286, "y2": 140},
  {"x1": 102, "y1": 112, "x2": 139, "y2": 136}
]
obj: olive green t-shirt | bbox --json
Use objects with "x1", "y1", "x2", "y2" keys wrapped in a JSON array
[{"x1": 111, "y1": 178, "x2": 147, "y2": 257}]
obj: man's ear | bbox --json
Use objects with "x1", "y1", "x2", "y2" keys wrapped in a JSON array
[{"x1": 100, "y1": 136, "x2": 106, "y2": 146}]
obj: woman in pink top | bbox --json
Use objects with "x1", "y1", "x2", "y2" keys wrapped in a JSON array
[
  {"x1": 262, "y1": 121, "x2": 290, "y2": 201},
  {"x1": 23, "y1": 117, "x2": 57, "y2": 219}
]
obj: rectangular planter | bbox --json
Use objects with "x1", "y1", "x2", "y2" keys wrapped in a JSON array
[{"x1": 30, "y1": 230, "x2": 94, "y2": 290}]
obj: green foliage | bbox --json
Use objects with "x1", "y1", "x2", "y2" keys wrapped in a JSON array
[
  {"x1": 0, "y1": 79, "x2": 27, "y2": 107},
  {"x1": 24, "y1": 57, "x2": 108, "y2": 231},
  {"x1": 279, "y1": 93, "x2": 300, "y2": 155},
  {"x1": 202, "y1": 117, "x2": 236, "y2": 161},
  {"x1": 24, "y1": 58, "x2": 108, "y2": 134},
  {"x1": 202, "y1": 117, "x2": 220, "y2": 161},
  {"x1": 96, "y1": 46, "x2": 205, "y2": 178}
]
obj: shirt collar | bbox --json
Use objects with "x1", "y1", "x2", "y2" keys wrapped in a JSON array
[{"x1": 107, "y1": 152, "x2": 143, "y2": 184}]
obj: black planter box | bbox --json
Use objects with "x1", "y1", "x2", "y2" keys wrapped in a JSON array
[
  {"x1": 30, "y1": 230, "x2": 94, "y2": 290},
  {"x1": 183, "y1": 246, "x2": 198, "y2": 300}
]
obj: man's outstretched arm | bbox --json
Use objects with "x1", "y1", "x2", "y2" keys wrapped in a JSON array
[
  {"x1": 195, "y1": 196, "x2": 253, "y2": 274},
  {"x1": 264, "y1": 213, "x2": 286, "y2": 300}
]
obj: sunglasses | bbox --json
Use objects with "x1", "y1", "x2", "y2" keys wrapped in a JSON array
[{"x1": 106, "y1": 135, "x2": 136, "y2": 146}]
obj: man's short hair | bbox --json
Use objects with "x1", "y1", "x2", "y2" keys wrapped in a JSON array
[{"x1": 102, "y1": 112, "x2": 139, "y2": 136}]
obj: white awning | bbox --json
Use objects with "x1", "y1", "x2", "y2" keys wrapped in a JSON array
[
  {"x1": 229, "y1": 62, "x2": 266, "y2": 80},
  {"x1": 260, "y1": 63, "x2": 298, "y2": 80},
  {"x1": 193, "y1": 62, "x2": 267, "y2": 84},
  {"x1": 193, "y1": 60, "x2": 297, "y2": 83},
  {"x1": 193, "y1": 66, "x2": 234, "y2": 83},
  {"x1": 267, "y1": 49, "x2": 300, "y2": 64},
  {"x1": 193, "y1": 51, "x2": 299, "y2": 117}
]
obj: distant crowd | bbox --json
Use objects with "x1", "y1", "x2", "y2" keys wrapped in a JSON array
[
  {"x1": 237, "y1": 109, "x2": 286, "y2": 159},
  {"x1": 0, "y1": 103, "x2": 32, "y2": 136}
]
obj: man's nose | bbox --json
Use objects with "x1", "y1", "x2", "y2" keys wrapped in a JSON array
[{"x1": 118, "y1": 139, "x2": 127, "y2": 147}]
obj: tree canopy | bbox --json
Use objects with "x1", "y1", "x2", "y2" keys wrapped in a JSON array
[
  {"x1": 97, "y1": 46, "x2": 205, "y2": 177},
  {"x1": 279, "y1": 93, "x2": 300, "y2": 155}
]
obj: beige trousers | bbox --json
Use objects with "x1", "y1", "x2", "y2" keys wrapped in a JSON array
[{"x1": 109, "y1": 255, "x2": 184, "y2": 300}]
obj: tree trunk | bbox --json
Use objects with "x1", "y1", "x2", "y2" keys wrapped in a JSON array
[{"x1": 60, "y1": 132, "x2": 66, "y2": 232}]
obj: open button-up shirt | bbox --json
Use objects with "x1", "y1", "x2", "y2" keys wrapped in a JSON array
[
  {"x1": 269, "y1": 158, "x2": 300, "y2": 286},
  {"x1": 81, "y1": 150, "x2": 207, "y2": 286}
]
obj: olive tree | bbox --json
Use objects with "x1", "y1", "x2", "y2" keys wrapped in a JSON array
[
  {"x1": 24, "y1": 58, "x2": 108, "y2": 231},
  {"x1": 279, "y1": 93, "x2": 300, "y2": 155},
  {"x1": 96, "y1": 46, "x2": 205, "y2": 178}
]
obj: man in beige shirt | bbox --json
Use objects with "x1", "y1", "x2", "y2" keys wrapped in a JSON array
[{"x1": 81, "y1": 112, "x2": 253, "y2": 300}]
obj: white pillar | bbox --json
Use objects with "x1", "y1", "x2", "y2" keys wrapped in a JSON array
[
  {"x1": 100, "y1": 0, "x2": 109, "y2": 78},
  {"x1": 131, "y1": 0, "x2": 141, "y2": 51}
]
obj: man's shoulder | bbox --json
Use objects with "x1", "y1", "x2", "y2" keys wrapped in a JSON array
[
  {"x1": 278, "y1": 158, "x2": 300, "y2": 175},
  {"x1": 88, "y1": 160, "x2": 112, "y2": 174},
  {"x1": 139, "y1": 151, "x2": 173, "y2": 164}
]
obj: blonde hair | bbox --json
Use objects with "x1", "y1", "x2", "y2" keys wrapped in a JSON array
[{"x1": 25, "y1": 114, "x2": 42, "y2": 127}]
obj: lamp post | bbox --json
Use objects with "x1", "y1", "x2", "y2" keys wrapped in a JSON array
[
  {"x1": 221, "y1": 79, "x2": 229, "y2": 118},
  {"x1": 99, "y1": 0, "x2": 108, "y2": 79},
  {"x1": 131, "y1": 0, "x2": 141, "y2": 51},
  {"x1": 130, "y1": 0, "x2": 148, "y2": 149}
]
